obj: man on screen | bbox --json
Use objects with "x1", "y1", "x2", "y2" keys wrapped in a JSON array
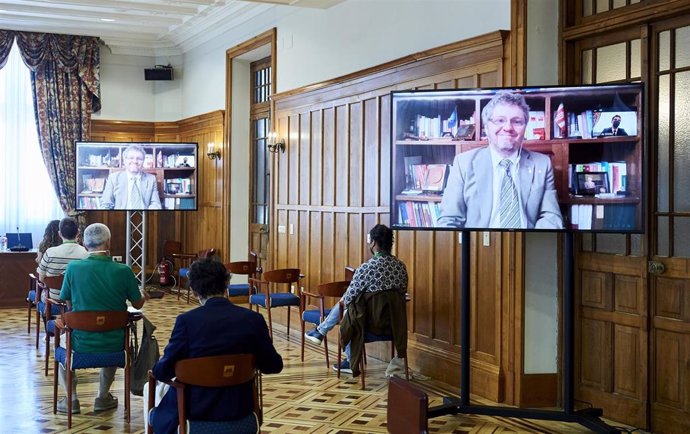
[
  {"x1": 437, "y1": 91, "x2": 563, "y2": 229},
  {"x1": 99, "y1": 145, "x2": 162, "y2": 210},
  {"x1": 598, "y1": 114, "x2": 628, "y2": 137}
]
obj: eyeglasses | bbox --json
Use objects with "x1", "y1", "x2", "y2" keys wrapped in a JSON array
[{"x1": 488, "y1": 117, "x2": 527, "y2": 128}]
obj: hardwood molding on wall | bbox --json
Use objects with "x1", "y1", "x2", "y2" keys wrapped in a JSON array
[
  {"x1": 89, "y1": 110, "x2": 225, "y2": 268},
  {"x1": 270, "y1": 30, "x2": 549, "y2": 403}
]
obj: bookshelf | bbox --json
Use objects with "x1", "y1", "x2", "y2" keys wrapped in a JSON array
[
  {"x1": 76, "y1": 143, "x2": 197, "y2": 210},
  {"x1": 392, "y1": 85, "x2": 643, "y2": 230}
]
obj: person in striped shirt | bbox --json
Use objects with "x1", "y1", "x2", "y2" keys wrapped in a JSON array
[{"x1": 37, "y1": 217, "x2": 88, "y2": 302}]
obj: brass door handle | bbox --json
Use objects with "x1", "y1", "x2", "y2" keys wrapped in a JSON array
[{"x1": 648, "y1": 261, "x2": 666, "y2": 275}]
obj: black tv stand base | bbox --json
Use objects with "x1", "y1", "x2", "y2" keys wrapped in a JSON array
[{"x1": 428, "y1": 398, "x2": 621, "y2": 433}]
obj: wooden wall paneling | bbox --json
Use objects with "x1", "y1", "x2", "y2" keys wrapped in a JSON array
[
  {"x1": 363, "y1": 98, "x2": 380, "y2": 208},
  {"x1": 335, "y1": 105, "x2": 349, "y2": 207},
  {"x1": 90, "y1": 110, "x2": 225, "y2": 269},
  {"x1": 272, "y1": 31, "x2": 515, "y2": 400}
]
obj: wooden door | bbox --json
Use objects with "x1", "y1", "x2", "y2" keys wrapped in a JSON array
[
  {"x1": 562, "y1": 2, "x2": 690, "y2": 431},
  {"x1": 249, "y1": 58, "x2": 271, "y2": 270},
  {"x1": 647, "y1": 15, "x2": 690, "y2": 434},
  {"x1": 567, "y1": 28, "x2": 649, "y2": 428}
]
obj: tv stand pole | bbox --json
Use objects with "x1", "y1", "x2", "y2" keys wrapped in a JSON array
[
  {"x1": 427, "y1": 230, "x2": 620, "y2": 433},
  {"x1": 125, "y1": 210, "x2": 147, "y2": 290}
]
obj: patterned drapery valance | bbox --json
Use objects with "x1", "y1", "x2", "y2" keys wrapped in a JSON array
[{"x1": 0, "y1": 30, "x2": 100, "y2": 112}]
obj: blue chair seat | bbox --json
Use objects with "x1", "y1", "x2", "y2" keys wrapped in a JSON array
[
  {"x1": 249, "y1": 292, "x2": 299, "y2": 308},
  {"x1": 150, "y1": 408, "x2": 258, "y2": 434},
  {"x1": 227, "y1": 283, "x2": 249, "y2": 297},
  {"x1": 302, "y1": 308, "x2": 332, "y2": 325},
  {"x1": 55, "y1": 346, "x2": 126, "y2": 370},
  {"x1": 46, "y1": 319, "x2": 57, "y2": 336},
  {"x1": 27, "y1": 289, "x2": 36, "y2": 303},
  {"x1": 37, "y1": 301, "x2": 64, "y2": 317},
  {"x1": 364, "y1": 332, "x2": 393, "y2": 343}
]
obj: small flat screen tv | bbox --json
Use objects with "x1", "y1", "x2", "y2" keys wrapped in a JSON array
[
  {"x1": 390, "y1": 84, "x2": 644, "y2": 233},
  {"x1": 75, "y1": 141, "x2": 199, "y2": 211}
]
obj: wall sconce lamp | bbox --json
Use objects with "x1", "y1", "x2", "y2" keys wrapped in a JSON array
[
  {"x1": 207, "y1": 142, "x2": 221, "y2": 160},
  {"x1": 267, "y1": 132, "x2": 285, "y2": 154}
]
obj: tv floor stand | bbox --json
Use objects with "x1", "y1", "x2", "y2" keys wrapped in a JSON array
[
  {"x1": 126, "y1": 210, "x2": 147, "y2": 290},
  {"x1": 427, "y1": 231, "x2": 620, "y2": 433}
]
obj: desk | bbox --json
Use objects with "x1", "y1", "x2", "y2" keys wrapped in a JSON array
[{"x1": 0, "y1": 250, "x2": 37, "y2": 308}]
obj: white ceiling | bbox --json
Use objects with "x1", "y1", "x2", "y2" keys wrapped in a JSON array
[{"x1": 0, "y1": 0, "x2": 344, "y2": 56}]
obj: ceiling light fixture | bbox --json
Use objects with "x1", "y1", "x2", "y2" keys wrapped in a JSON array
[{"x1": 100, "y1": 18, "x2": 115, "y2": 22}]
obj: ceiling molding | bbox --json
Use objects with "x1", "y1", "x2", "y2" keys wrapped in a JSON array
[{"x1": 0, "y1": 0, "x2": 345, "y2": 56}]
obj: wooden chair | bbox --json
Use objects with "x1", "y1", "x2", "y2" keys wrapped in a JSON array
[
  {"x1": 386, "y1": 376, "x2": 429, "y2": 434},
  {"x1": 26, "y1": 273, "x2": 39, "y2": 335},
  {"x1": 345, "y1": 265, "x2": 356, "y2": 281},
  {"x1": 248, "y1": 268, "x2": 301, "y2": 339},
  {"x1": 41, "y1": 275, "x2": 68, "y2": 376},
  {"x1": 225, "y1": 251, "x2": 260, "y2": 302},
  {"x1": 173, "y1": 248, "x2": 216, "y2": 303},
  {"x1": 52, "y1": 310, "x2": 133, "y2": 428},
  {"x1": 300, "y1": 280, "x2": 350, "y2": 368},
  {"x1": 35, "y1": 274, "x2": 65, "y2": 350},
  {"x1": 337, "y1": 291, "x2": 410, "y2": 390},
  {"x1": 147, "y1": 354, "x2": 262, "y2": 434}
]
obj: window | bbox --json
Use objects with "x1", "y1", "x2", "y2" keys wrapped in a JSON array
[
  {"x1": 250, "y1": 58, "x2": 271, "y2": 225},
  {"x1": 0, "y1": 43, "x2": 64, "y2": 243}
]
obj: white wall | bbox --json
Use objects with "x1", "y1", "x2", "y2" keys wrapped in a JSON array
[
  {"x1": 523, "y1": 0, "x2": 560, "y2": 374},
  {"x1": 178, "y1": 0, "x2": 511, "y2": 119},
  {"x1": 229, "y1": 59, "x2": 251, "y2": 268}
]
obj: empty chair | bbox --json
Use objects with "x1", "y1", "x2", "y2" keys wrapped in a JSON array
[
  {"x1": 225, "y1": 251, "x2": 260, "y2": 300},
  {"x1": 173, "y1": 248, "x2": 216, "y2": 303},
  {"x1": 52, "y1": 310, "x2": 134, "y2": 428},
  {"x1": 345, "y1": 265, "x2": 356, "y2": 281},
  {"x1": 147, "y1": 354, "x2": 262, "y2": 434},
  {"x1": 26, "y1": 273, "x2": 39, "y2": 334},
  {"x1": 300, "y1": 280, "x2": 350, "y2": 367},
  {"x1": 249, "y1": 268, "x2": 301, "y2": 339}
]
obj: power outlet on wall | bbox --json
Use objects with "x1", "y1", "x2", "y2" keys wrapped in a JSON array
[{"x1": 113, "y1": 256, "x2": 123, "y2": 262}]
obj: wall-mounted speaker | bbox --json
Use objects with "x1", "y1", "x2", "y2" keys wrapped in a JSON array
[{"x1": 144, "y1": 66, "x2": 174, "y2": 81}]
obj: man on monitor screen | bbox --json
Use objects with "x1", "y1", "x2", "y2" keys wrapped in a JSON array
[
  {"x1": 598, "y1": 114, "x2": 628, "y2": 137},
  {"x1": 437, "y1": 91, "x2": 563, "y2": 229},
  {"x1": 99, "y1": 145, "x2": 162, "y2": 210}
]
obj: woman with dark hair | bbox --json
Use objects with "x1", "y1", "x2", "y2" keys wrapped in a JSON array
[
  {"x1": 36, "y1": 219, "x2": 62, "y2": 264},
  {"x1": 147, "y1": 258, "x2": 283, "y2": 433}
]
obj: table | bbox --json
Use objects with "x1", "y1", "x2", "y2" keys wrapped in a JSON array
[{"x1": 0, "y1": 250, "x2": 38, "y2": 308}]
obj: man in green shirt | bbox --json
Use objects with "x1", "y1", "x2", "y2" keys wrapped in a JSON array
[{"x1": 58, "y1": 223, "x2": 147, "y2": 414}]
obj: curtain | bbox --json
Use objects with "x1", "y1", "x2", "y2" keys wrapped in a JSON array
[
  {"x1": 14, "y1": 32, "x2": 101, "y2": 218},
  {"x1": 0, "y1": 42, "x2": 64, "y2": 243}
]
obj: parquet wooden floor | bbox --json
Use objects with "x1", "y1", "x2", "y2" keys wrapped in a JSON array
[{"x1": 1, "y1": 292, "x2": 624, "y2": 433}]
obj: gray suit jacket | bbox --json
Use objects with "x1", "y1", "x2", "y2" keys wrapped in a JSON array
[
  {"x1": 99, "y1": 171, "x2": 162, "y2": 210},
  {"x1": 437, "y1": 147, "x2": 563, "y2": 229}
]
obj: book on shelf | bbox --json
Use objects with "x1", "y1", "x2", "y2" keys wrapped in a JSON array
[
  {"x1": 397, "y1": 201, "x2": 441, "y2": 227},
  {"x1": 144, "y1": 153, "x2": 155, "y2": 168},
  {"x1": 403, "y1": 155, "x2": 422, "y2": 190},
  {"x1": 525, "y1": 111, "x2": 545, "y2": 140},
  {"x1": 78, "y1": 196, "x2": 100, "y2": 210},
  {"x1": 81, "y1": 175, "x2": 106, "y2": 193},
  {"x1": 409, "y1": 163, "x2": 449, "y2": 192}
]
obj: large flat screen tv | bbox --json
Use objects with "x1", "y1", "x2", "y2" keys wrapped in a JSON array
[
  {"x1": 75, "y1": 141, "x2": 199, "y2": 211},
  {"x1": 390, "y1": 84, "x2": 644, "y2": 233}
]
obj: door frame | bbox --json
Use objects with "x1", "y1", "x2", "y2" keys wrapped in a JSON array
[{"x1": 224, "y1": 28, "x2": 277, "y2": 266}]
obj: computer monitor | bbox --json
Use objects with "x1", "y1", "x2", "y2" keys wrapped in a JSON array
[{"x1": 6, "y1": 233, "x2": 33, "y2": 251}]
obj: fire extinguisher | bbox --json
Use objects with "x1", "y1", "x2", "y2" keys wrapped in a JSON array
[{"x1": 158, "y1": 259, "x2": 171, "y2": 286}]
